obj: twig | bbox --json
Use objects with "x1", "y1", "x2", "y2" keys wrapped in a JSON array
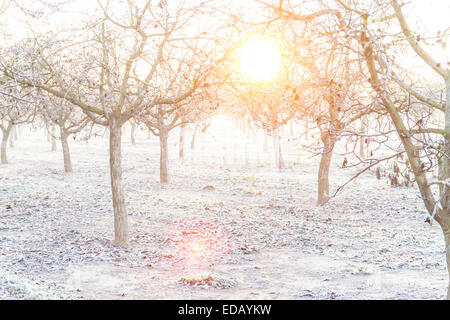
[{"x1": 330, "y1": 152, "x2": 404, "y2": 199}]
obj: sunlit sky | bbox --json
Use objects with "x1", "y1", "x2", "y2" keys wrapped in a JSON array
[
  {"x1": 399, "y1": 0, "x2": 449, "y2": 74},
  {"x1": 238, "y1": 36, "x2": 282, "y2": 82},
  {"x1": 1, "y1": 0, "x2": 448, "y2": 80}
]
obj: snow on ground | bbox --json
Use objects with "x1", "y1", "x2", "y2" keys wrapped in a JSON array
[{"x1": 0, "y1": 120, "x2": 447, "y2": 299}]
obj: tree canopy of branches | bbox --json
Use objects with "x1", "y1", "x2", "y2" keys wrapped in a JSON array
[{"x1": 1, "y1": 0, "x2": 231, "y2": 246}]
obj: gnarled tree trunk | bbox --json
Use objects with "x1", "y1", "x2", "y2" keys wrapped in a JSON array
[
  {"x1": 179, "y1": 123, "x2": 185, "y2": 159},
  {"x1": 444, "y1": 228, "x2": 450, "y2": 299},
  {"x1": 159, "y1": 128, "x2": 169, "y2": 183},
  {"x1": 317, "y1": 137, "x2": 335, "y2": 206},
  {"x1": 109, "y1": 118, "x2": 128, "y2": 246},
  {"x1": 272, "y1": 125, "x2": 284, "y2": 169},
  {"x1": 360, "y1": 117, "x2": 366, "y2": 159},
  {"x1": 51, "y1": 125, "x2": 57, "y2": 151},
  {"x1": 361, "y1": 21, "x2": 450, "y2": 298},
  {"x1": 60, "y1": 127, "x2": 72, "y2": 173},
  {"x1": 444, "y1": 79, "x2": 450, "y2": 299},
  {"x1": 130, "y1": 121, "x2": 136, "y2": 146},
  {"x1": 1, "y1": 123, "x2": 12, "y2": 164},
  {"x1": 190, "y1": 124, "x2": 198, "y2": 150}
]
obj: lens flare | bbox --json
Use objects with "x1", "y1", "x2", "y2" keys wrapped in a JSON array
[
  {"x1": 190, "y1": 240, "x2": 205, "y2": 253},
  {"x1": 166, "y1": 217, "x2": 231, "y2": 267}
]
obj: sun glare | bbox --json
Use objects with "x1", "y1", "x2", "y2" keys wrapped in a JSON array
[
  {"x1": 190, "y1": 240, "x2": 205, "y2": 254},
  {"x1": 238, "y1": 37, "x2": 282, "y2": 82}
]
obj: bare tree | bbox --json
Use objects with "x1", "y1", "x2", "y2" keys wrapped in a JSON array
[
  {"x1": 0, "y1": 79, "x2": 34, "y2": 164},
  {"x1": 137, "y1": 54, "x2": 219, "y2": 183},
  {"x1": 1, "y1": 0, "x2": 226, "y2": 246},
  {"x1": 40, "y1": 92, "x2": 91, "y2": 172},
  {"x1": 358, "y1": 0, "x2": 450, "y2": 298},
  {"x1": 255, "y1": 0, "x2": 450, "y2": 297}
]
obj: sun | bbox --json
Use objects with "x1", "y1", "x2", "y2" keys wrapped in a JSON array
[{"x1": 238, "y1": 37, "x2": 282, "y2": 82}]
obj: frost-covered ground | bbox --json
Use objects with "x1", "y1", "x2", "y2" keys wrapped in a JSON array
[{"x1": 0, "y1": 119, "x2": 448, "y2": 299}]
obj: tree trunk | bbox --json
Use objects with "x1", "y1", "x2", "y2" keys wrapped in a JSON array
[
  {"x1": 9, "y1": 126, "x2": 14, "y2": 148},
  {"x1": 360, "y1": 117, "x2": 366, "y2": 159},
  {"x1": 179, "y1": 123, "x2": 185, "y2": 159},
  {"x1": 51, "y1": 125, "x2": 57, "y2": 151},
  {"x1": 147, "y1": 128, "x2": 151, "y2": 140},
  {"x1": 60, "y1": 128, "x2": 72, "y2": 173},
  {"x1": 444, "y1": 228, "x2": 450, "y2": 299},
  {"x1": 159, "y1": 128, "x2": 169, "y2": 183},
  {"x1": 272, "y1": 126, "x2": 284, "y2": 169},
  {"x1": 190, "y1": 124, "x2": 198, "y2": 150},
  {"x1": 130, "y1": 121, "x2": 136, "y2": 146},
  {"x1": 109, "y1": 118, "x2": 128, "y2": 246},
  {"x1": 361, "y1": 20, "x2": 450, "y2": 299},
  {"x1": 317, "y1": 140, "x2": 335, "y2": 206},
  {"x1": 444, "y1": 80, "x2": 450, "y2": 300},
  {"x1": 1, "y1": 124, "x2": 12, "y2": 164}
]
